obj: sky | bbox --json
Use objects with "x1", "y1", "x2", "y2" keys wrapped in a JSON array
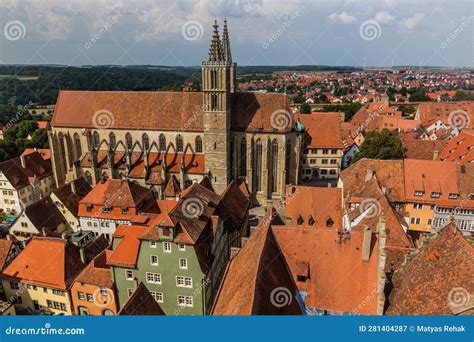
[{"x1": 0, "y1": 0, "x2": 473, "y2": 67}]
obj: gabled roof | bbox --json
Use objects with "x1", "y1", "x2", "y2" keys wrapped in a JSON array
[
  {"x1": 285, "y1": 186, "x2": 342, "y2": 229},
  {"x1": 74, "y1": 250, "x2": 113, "y2": 288},
  {"x1": 79, "y1": 179, "x2": 152, "y2": 208},
  {"x1": 417, "y1": 101, "x2": 474, "y2": 128},
  {"x1": 213, "y1": 208, "x2": 303, "y2": 315},
  {"x1": 118, "y1": 282, "x2": 165, "y2": 315},
  {"x1": 21, "y1": 148, "x2": 51, "y2": 161},
  {"x1": 0, "y1": 239, "x2": 13, "y2": 269},
  {"x1": 387, "y1": 223, "x2": 474, "y2": 315},
  {"x1": 437, "y1": 129, "x2": 474, "y2": 164},
  {"x1": 402, "y1": 139, "x2": 448, "y2": 160},
  {"x1": 53, "y1": 177, "x2": 92, "y2": 218},
  {"x1": 0, "y1": 151, "x2": 52, "y2": 190},
  {"x1": 297, "y1": 112, "x2": 344, "y2": 149},
  {"x1": 3, "y1": 237, "x2": 85, "y2": 290},
  {"x1": 273, "y1": 225, "x2": 380, "y2": 315},
  {"x1": 23, "y1": 196, "x2": 65, "y2": 232},
  {"x1": 51, "y1": 90, "x2": 292, "y2": 133},
  {"x1": 108, "y1": 225, "x2": 148, "y2": 268},
  {"x1": 340, "y1": 158, "x2": 405, "y2": 202},
  {"x1": 163, "y1": 175, "x2": 181, "y2": 197}
]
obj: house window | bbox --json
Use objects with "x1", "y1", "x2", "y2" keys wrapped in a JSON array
[
  {"x1": 163, "y1": 242, "x2": 172, "y2": 253},
  {"x1": 127, "y1": 288, "x2": 134, "y2": 298},
  {"x1": 410, "y1": 217, "x2": 421, "y2": 224},
  {"x1": 414, "y1": 191, "x2": 423, "y2": 196},
  {"x1": 122, "y1": 208, "x2": 128, "y2": 214},
  {"x1": 177, "y1": 295, "x2": 193, "y2": 307},
  {"x1": 322, "y1": 159, "x2": 328, "y2": 164},
  {"x1": 150, "y1": 241, "x2": 157, "y2": 248},
  {"x1": 195, "y1": 136, "x2": 203, "y2": 153},
  {"x1": 179, "y1": 258, "x2": 188, "y2": 269},
  {"x1": 414, "y1": 203, "x2": 423, "y2": 209},
  {"x1": 52, "y1": 289, "x2": 64, "y2": 296},
  {"x1": 78, "y1": 292, "x2": 85, "y2": 301},
  {"x1": 125, "y1": 270, "x2": 134, "y2": 280},
  {"x1": 431, "y1": 192, "x2": 440, "y2": 198},
  {"x1": 87, "y1": 293, "x2": 94, "y2": 302},
  {"x1": 142, "y1": 133, "x2": 150, "y2": 151},
  {"x1": 159, "y1": 134, "x2": 166, "y2": 151},
  {"x1": 178, "y1": 244, "x2": 186, "y2": 251},
  {"x1": 146, "y1": 272, "x2": 162, "y2": 284},
  {"x1": 9, "y1": 282, "x2": 19, "y2": 290},
  {"x1": 176, "y1": 135, "x2": 184, "y2": 152},
  {"x1": 155, "y1": 292, "x2": 164, "y2": 303},
  {"x1": 151, "y1": 255, "x2": 159, "y2": 266}
]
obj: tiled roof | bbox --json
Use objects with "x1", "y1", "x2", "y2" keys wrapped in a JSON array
[
  {"x1": 387, "y1": 223, "x2": 474, "y2": 315},
  {"x1": 21, "y1": 148, "x2": 51, "y2": 161},
  {"x1": 0, "y1": 239, "x2": 13, "y2": 269},
  {"x1": 297, "y1": 112, "x2": 344, "y2": 148},
  {"x1": 118, "y1": 282, "x2": 165, "y2": 315},
  {"x1": 108, "y1": 225, "x2": 148, "y2": 268},
  {"x1": 213, "y1": 207, "x2": 303, "y2": 315},
  {"x1": 273, "y1": 225, "x2": 380, "y2": 314},
  {"x1": 53, "y1": 177, "x2": 92, "y2": 218},
  {"x1": 437, "y1": 129, "x2": 474, "y2": 164},
  {"x1": 74, "y1": 250, "x2": 113, "y2": 288},
  {"x1": 163, "y1": 175, "x2": 181, "y2": 197},
  {"x1": 52, "y1": 90, "x2": 292, "y2": 133},
  {"x1": 2, "y1": 237, "x2": 85, "y2": 290},
  {"x1": 285, "y1": 186, "x2": 342, "y2": 229},
  {"x1": 402, "y1": 139, "x2": 448, "y2": 160},
  {"x1": 0, "y1": 151, "x2": 52, "y2": 190},
  {"x1": 340, "y1": 159, "x2": 406, "y2": 202},
  {"x1": 417, "y1": 101, "x2": 474, "y2": 128},
  {"x1": 80, "y1": 179, "x2": 151, "y2": 207},
  {"x1": 23, "y1": 196, "x2": 65, "y2": 232}
]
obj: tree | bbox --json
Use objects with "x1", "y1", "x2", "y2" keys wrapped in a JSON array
[
  {"x1": 16, "y1": 120, "x2": 38, "y2": 139},
  {"x1": 27, "y1": 129, "x2": 49, "y2": 148},
  {"x1": 300, "y1": 103, "x2": 311, "y2": 114},
  {"x1": 352, "y1": 129, "x2": 405, "y2": 163}
]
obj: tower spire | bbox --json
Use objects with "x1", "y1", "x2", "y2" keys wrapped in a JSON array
[
  {"x1": 221, "y1": 18, "x2": 232, "y2": 63},
  {"x1": 208, "y1": 20, "x2": 223, "y2": 62}
]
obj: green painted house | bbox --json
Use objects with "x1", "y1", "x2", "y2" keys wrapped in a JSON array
[{"x1": 108, "y1": 180, "x2": 250, "y2": 315}]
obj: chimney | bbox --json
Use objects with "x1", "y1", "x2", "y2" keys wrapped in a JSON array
[
  {"x1": 79, "y1": 248, "x2": 86, "y2": 264},
  {"x1": 6, "y1": 234, "x2": 10, "y2": 241},
  {"x1": 70, "y1": 181, "x2": 76, "y2": 195},
  {"x1": 20, "y1": 155, "x2": 26, "y2": 168},
  {"x1": 361, "y1": 227, "x2": 372, "y2": 261}
]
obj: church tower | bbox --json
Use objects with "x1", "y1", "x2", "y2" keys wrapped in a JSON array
[{"x1": 202, "y1": 20, "x2": 233, "y2": 194}]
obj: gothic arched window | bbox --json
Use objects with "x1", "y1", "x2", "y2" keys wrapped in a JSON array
[
  {"x1": 109, "y1": 132, "x2": 116, "y2": 150},
  {"x1": 176, "y1": 135, "x2": 183, "y2": 152},
  {"x1": 285, "y1": 139, "x2": 291, "y2": 183},
  {"x1": 159, "y1": 134, "x2": 166, "y2": 151},
  {"x1": 86, "y1": 132, "x2": 92, "y2": 151},
  {"x1": 255, "y1": 139, "x2": 263, "y2": 192},
  {"x1": 73, "y1": 133, "x2": 82, "y2": 160},
  {"x1": 58, "y1": 133, "x2": 67, "y2": 172},
  {"x1": 240, "y1": 137, "x2": 247, "y2": 177},
  {"x1": 142, "y1": 133, "x2": 149, "y2": 151},
  {"x1": 93, "y1": 131, "x2": 100, "y2": 148},
  {"x1": 195, "y1": 136, "x2": 202, "y2": 153},
  {"x1": 270, "y1": 140, "x2": 278, "y2": 193},
  {"x1": 125, "y1": 133, "x2": 133, "y2": 151}
]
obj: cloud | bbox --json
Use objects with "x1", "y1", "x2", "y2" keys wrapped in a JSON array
[
  {"x1": 328, "y1": 12, "x2": 357, "y2": 24},
  {"x1": 374, "y1": 11, "x2": 395, "y2": 24},
  {"x1": 401, "y1": 13, "x2": 426, "y2": 29}
]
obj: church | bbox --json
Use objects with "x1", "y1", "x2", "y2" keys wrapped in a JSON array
[{"x1": 49, "y1": 20, "x2": 301, "y2": 204}]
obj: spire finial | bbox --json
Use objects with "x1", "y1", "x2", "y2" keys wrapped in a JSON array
[
  {"x1": 221, "y1": 19, "x2": 232, "y2": 63},
  {"x1": 208, "y1": 20, "x2": 223, "y2": 62}
]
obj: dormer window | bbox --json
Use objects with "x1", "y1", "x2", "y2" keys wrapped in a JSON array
[
  {"x1": 86, "y1": 204, "x2": 92, "y2": 212},
  {"x1": 448, "y1": 193, "x2": 459, "y2": 199},
  {"x1": 297, "y1": 215, "x2": 303, "y2": 225},
  {"x1": 308, "y1": 217, "x2": 315, "y2": 226},
  {"x1": 414, "y1": 191, "x2": 424, "y2": 197},
  {"x1": 122, "y1": 208, "x2": 128, "y2": 214},
  {"x1": 103, "y1": 207, "x2": 111, "y2": 213},
  {"x1": 430, "y1": 192, "x2": 440, "y2": 198},
  {"x1": 326, "y1": 218, "x2": 334, "y2": 227}
]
